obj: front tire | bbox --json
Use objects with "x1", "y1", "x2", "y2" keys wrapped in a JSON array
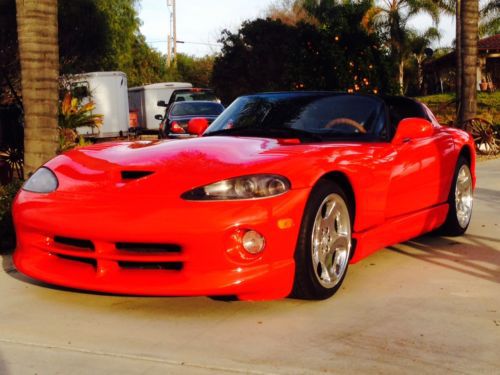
[
  {"x1": 291, "y1": 180, "x2": 353, "y2": 300},
  {"x1": 440, "y1": 156, "x2": 473, "y2": 236}
]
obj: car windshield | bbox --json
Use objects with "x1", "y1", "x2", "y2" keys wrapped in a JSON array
[
  {"x1": 170, "y1": 102, "x2": 224, "y2": 117},
  {"x1": 204, "y1": 93, "x2": 386, "y2": 141},
  {"x1": 172, "y1": 90, "x2": 219, "y2": 103}
]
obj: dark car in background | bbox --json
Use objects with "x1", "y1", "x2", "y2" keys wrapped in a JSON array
[
  {"x1": 157, "y1": 101, "x2": 225, "y2": 138},
  {"x1": 157, "y1": 88, "x2": 221, "y2": 110}
]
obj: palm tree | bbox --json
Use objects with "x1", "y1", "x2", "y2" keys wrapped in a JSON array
[
  {"x1": 458, "y1": 0, "x2": 479, "y2": 127},
  {"x1": 439, "y1": 0, "x2": 496, "y2": 114},
  {"x1": 408, "y1": 27, "x2": 440, "y2": 94},
  {"x1": 366, "y1": 0, "x2": 442, "y2": 93},
  {"x1": 15, "y1": 0, "x2": 59, "y2": 177},
  {"x1": 479, "y1": 0, "x2": 499, "y2": 37}
]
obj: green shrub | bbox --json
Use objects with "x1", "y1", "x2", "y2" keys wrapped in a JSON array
[
  {"x1": 417, "y1": 92, "x2": 500, "y2": 126},
  {"x1": 0, "y1": 180, "x2": 23, "y2": 253}
]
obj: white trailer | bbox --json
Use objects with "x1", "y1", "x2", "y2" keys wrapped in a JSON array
[
  {"x1": 68, "y1": 71, "x2": 130, "y2": 138},
  {"x1": 128, "y1": 82, "x2": 192, "y2": 131}
]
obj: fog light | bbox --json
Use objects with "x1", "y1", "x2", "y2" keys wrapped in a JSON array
[{"x1": 242, "y1": 230, "x2": 266, "y2": 254}]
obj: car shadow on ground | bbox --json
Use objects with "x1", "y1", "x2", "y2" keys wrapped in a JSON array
[
  {"x1": 388, "y1": 233, "x2": 500, "y2": 284},
  {"x1": 1, "y1": 253, "x2": 16, "y2": 276},
  {"x1": 0, "y1": 253, "x2": 308, "y2": 316}
]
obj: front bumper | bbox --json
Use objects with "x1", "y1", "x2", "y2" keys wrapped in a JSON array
[{"x1": 13, "y1": 188, "x2": 310, "y2": 300}]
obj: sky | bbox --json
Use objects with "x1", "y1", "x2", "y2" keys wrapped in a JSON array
[{"x1": 138, "y1": 0, "x2": 456, "y2": 58}]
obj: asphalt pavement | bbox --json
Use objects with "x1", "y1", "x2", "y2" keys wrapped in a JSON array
[{"x1": 1, "y1": 158, "x2": 499, "y2": 374}]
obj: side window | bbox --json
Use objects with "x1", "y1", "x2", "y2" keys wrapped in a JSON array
[{"x1": 387, "y1": 97, "x2": 427, "y2": 130}]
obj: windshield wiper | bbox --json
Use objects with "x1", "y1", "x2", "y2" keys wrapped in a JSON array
[{"x1": 204, "y1": 126, "x2": 324, "y2": 142}]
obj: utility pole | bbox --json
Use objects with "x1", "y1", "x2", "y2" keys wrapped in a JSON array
[
  {"x1": 166, "y1": 0, "x2": 176, "y2": 67},
  {"x1": 173, "y1": 0, "x2": 177, "y2": 66}
]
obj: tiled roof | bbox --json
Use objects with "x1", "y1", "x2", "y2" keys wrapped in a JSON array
[{"x1": 478, "y1": 34, "x2": 500, "y2": 50}]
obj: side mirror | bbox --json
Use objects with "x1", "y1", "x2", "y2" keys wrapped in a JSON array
[
  {"x1": 187, "y1": 117, "x2": 209, "y2": 136},
  {"x1": 392, "y1": 118, "x2": 433, "y2": 145},
  {"x1": 157, "y1": 100, "x2": 167, "y2": 107},
  {"x1": 154, "y1": 114, "x2": 163, "y2": 121}
]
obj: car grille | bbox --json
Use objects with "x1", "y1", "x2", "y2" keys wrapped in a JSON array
[
  {"x1": 48, "y1": 236, "x2": 184, "y2": 272},
  {"x1": 116, "y1": 242, "x2": 181, "y2": 253}
]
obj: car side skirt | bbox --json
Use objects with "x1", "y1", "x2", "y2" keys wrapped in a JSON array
[{"x1": 350, "y1": 203, "x2": 449, "y2": 263}]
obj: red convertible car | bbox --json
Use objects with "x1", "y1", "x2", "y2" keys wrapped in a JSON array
[{"x1": 13, "y1": 92, "x2": 475, "y2": 300}]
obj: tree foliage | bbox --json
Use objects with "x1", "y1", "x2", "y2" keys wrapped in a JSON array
[
  {"x1": 363, "y1": 0, "x2": 444, "y2": 92},
  {"x1": 213, "y1": 1, "x2": 397, "y2": 104},
  {"x1": 479, "y1": 0, "x2": 499, "y2": 37},
  {"x1": 127, "y1": 34, "x2": 170, "y2": 87},
  {"x1": 174, "y1": 54, "x2": 215, "y2": 88},
  {"x1": 0, "y1": 0, "x2": 21, "y2": 105},
  {"x1": 0, "y1": 0, "x2": 188, "y2": 103}
]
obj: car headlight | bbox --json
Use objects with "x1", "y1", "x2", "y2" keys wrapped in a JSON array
[
  {"x1": 181, "y1": 174, "x2": 290, "y2": 200},
  {"x1": 22, "y1": 167, "x2": 59, "y2": 193}
]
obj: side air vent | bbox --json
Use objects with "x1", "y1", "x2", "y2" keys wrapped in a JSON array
[
  {"x1": 54, "y1": 236, "x2": 95, "y2": 251},
  {"x1": 121, "y1": 171, "x2": 154, "y2": 180}
]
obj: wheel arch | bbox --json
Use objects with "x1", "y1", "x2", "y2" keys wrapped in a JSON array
[
  {"x1": 317, "y1": 171, "x2": 355, "y2": 217},
  {"x1": 458, "y1": 144, "x2": 472, "y2": 165},
  {"x1": 315, "y1": 171, "x2": 357, "y2": 258}
]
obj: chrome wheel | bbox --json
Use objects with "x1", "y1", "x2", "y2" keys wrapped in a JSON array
[
  {"x1": 311, "y1": 193, "x2": 351, "y2": 288},
  {"x1": 455, "y1": 164, "x2": 473, "y2": 228}
]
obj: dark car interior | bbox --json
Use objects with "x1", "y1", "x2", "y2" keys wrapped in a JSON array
[
  {"x1": 382, "y1": 96, "x2": 431, "y2": 140},
  {"x1": 204, "y1": 92, "x2": 435, "y2": 143}
]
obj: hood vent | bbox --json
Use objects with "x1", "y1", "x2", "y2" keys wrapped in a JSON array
[{"x1": 121, "y1": 171, "x2": 154, "y2": 180}]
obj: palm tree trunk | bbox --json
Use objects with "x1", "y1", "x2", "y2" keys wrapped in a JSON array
[
  {"x1": 16, "y1": 0, "x2": 59, "y2": 177},
  {"x1": 458, "y1": 0, "x2": 478, "y2": 128},
  {"x1": 416, "y1": 56, "x2": 424, "y2": 95},
  {"x1": 399, "y1": 60, "x2": 405, "y2": 94},
  {"x1": 455, "y1": 0, "x2": 462, "y2": 113}
]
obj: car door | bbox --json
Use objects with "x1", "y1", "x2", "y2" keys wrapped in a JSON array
[{"x1": 384, "y1": 100, "x2": 454, "y2": 219}]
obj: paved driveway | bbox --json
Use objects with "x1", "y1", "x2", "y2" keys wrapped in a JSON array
[{"x1": 1, "y1": 159, "x2": 499, "y2": 374}]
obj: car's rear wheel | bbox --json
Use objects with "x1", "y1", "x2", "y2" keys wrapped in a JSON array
[
  {"x1": 291, "y1": 180, "x2": 353, "y2": 300},
  {"x1": 440, "y1": 156, "x2": 473, "y2": 236}
]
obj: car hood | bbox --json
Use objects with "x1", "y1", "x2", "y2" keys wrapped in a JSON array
[{"x1": 45, "y1": 136, "x2": 376, "y2": 197}]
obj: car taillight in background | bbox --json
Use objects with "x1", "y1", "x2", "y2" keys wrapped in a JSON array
[{"x1": 171, "y1": 122, "x2": 186, "y2": 134}]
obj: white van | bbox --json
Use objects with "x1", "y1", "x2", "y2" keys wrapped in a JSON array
[
  {"x1": 128, "y1": 82, "x2": 193, "y2": 131},
  {"x1": 67, "y1": 71, "x2": 130, "y2": 138}
]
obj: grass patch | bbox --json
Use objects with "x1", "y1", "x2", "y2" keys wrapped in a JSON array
[{"x1": 416, "y1": 92, "x2": 500, "y2": 125}]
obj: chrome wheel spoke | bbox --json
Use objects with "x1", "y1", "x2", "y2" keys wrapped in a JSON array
[
  {"x1": 455, "y1": 165, "x2": 473, "y2": 229},
  {"x1": 311, "y1": 193, "x2": 351, "y2": 289}
]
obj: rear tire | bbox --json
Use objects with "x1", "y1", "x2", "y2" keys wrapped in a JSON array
[
  {"x1": 291, "y1": 180, "x2": 353, "y2": 300},
  {"x1": 439, "y1": 157, "x2": 473, "y2": 236}
]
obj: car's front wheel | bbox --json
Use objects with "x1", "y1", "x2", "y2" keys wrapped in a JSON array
[{"x1": 291, "y1": 180, "x2": 353, "y2": 300}]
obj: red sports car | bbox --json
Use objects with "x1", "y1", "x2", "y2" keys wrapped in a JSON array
[{"x1": 13, "y1": 92, "x2": 475, "y2": 300}]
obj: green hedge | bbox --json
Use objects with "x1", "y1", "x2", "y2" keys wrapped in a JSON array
[{"x1": 417, "y1": 92, "x2": 500, "y2": 126}]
